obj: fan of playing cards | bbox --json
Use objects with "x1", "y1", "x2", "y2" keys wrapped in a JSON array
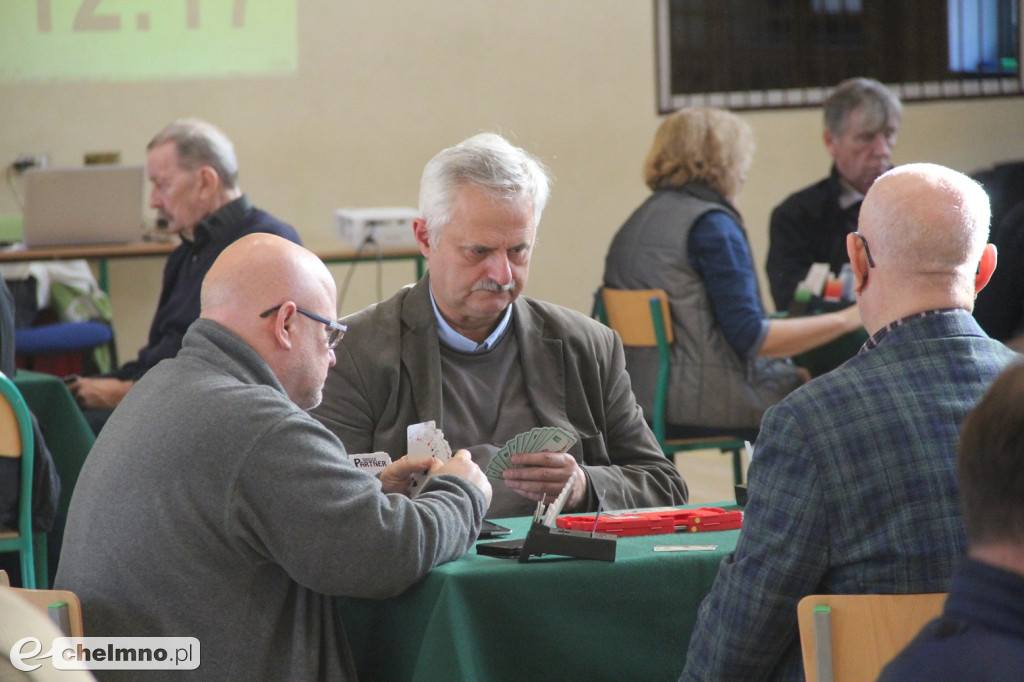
[
  {"x1": 407, "y1": 421, "x2": 453, "y2": 496},
  {"x1": 485, "y1": 426, "x2": 578, "y2": 479}
]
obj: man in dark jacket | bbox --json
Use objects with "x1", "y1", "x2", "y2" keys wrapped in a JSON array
[
  {"x1": 766, "y1": 77, "x2": 902, "y2": 311},
  {"x1": 65, "y1": 118, "x2": 301, "y2": 432}
]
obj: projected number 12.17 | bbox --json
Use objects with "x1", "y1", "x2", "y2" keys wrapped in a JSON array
[{"x1": 35, "y1": 0, "x2": 248, "y2": 32}]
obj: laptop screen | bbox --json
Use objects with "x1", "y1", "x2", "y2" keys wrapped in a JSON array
[{"x1": 22, "y1": 165, "x2": 145, "y2": 248}]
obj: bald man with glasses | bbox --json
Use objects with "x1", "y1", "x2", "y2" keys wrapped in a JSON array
[
  {"x1": 682, "y1": 163, "x2": 1019, "y2": 681},
  {"x1": 56, "y1": 233, "x2": 491, "y2": 681},
  {"x1": 259, "y1": 305, "x2": 348, "y2": 348}
]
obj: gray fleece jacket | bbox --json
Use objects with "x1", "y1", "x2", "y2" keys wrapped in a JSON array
[{"x1": 55, "y1": 319, "x2": 486, "y2": 681}]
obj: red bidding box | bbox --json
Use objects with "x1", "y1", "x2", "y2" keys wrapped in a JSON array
[
  {"x1": 556, "y1": 507, "x2": 743, "y2": 537},
  {"x1": 822, "y1": 278, "x2": 843, "y2": 300}
]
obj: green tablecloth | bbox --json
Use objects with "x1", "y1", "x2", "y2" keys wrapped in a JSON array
[
  {"x1": 340, "y1": 510, "x2": 740, "y2": 681},
  {"x1": 12, "y1": 369, "x2": 95, "y2": 517}
]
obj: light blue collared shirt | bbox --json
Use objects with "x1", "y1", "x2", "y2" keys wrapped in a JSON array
[{"x1": 429, "y1": 288, "x2": 513, "y2": 352}]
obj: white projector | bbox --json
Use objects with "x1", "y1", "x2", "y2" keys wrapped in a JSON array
[{"x1": 335, "y1": 207, "x2": 419, "y2": 249}]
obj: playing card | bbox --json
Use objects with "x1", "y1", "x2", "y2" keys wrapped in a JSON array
[
  {"x1": 485, "y1": 426, "x2": 578, "y2": 479},
  {"x1": 407, "y1": 421, "x2": 452, "y2": 462},
  {"x1": 484, "y1": 456, "x2": 505, "y2": 479},
  {"x1": 407, "y1": 421, "x2": 454, "y2": 495},
  {"x1": 536, "y1": 427, "x2": 576, "y2": 453},
  {"x1": 485, "y1": 444, "x2": 510, "y2": 477},
  {"x1": 407, "y1": 421, "x2": 437, "y2": 460},
  {"x1": 523, "y1": 427, "x2": 542, "y2": 453}
]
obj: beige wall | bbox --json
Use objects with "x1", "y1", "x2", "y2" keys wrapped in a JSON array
[{"x1": 3, "y1": 1, "x2": 1023, "y2": 359}]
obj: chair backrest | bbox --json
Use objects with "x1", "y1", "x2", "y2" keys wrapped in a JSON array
[
  {"x1": 0, "y1": 370, "x2": 35, "y2": 543},
  {"x1": 599, "y1": 288, "x2": 674, "y2": 346},
  {"x1": 600, "y1": 288, "x2": 674, "y2": 444},
  {"x1": 0, "y1": 569, "x2": 84, "y2": 637},
  {"x1": 797, "y1": 592, "x2": 947, "y2": 682}
]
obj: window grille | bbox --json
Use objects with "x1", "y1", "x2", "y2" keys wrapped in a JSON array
[{"x1": 655, "y1": 0, "x2": 1021, "y2": 112}]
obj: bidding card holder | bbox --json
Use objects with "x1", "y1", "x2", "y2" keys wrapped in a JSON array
[
  {"x1": 476, "y1": 523, "x2": 617, "y2": 562},
  {"x1": 476, "y1": 538, "x2": 525, "y2": 558},
  {"x1": 476, "y1": 471, "x2": 616, "y2": 562}
]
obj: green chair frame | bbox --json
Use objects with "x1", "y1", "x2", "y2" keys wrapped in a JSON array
[
  {"x1": 595, "y1": 288, "x2": 747, "y2": 486},
  {"x1": 0, "y1": 371, "x2": 48, "y2": 588}
]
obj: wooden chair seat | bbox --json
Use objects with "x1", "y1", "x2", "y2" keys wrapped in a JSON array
[{"x1": 797, "y1": 592, "x2": 947, "y2": 682}]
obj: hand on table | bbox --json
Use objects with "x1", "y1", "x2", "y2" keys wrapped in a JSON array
[
  {"x1": 502, "y1": 452, "x2": 587, "y2": 510},
  {"x1": 65, "y1": 376, "x2": 133, "y2": 410}
]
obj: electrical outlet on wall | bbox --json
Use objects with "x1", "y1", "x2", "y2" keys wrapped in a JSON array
[{"x1": 12, "y1": 154, "x2": 49, "y2": 172}]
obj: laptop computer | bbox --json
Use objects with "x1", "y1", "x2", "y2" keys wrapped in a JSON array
[{"x1": 22, "y1": 165, "x2": 146, "y2": 247}]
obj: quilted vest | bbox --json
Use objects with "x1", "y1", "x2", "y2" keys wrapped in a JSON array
[{"x1": 604, "y1": 184, "x2": 801, "y2": 428}]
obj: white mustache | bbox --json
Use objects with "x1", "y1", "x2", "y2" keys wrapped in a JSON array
[{"x1": 472, "y1": 279, "x2": 516, "y2": 293}]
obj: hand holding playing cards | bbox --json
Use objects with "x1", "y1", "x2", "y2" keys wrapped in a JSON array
[
  {"x1": 432, "y1": 449, "x2": 493, "y2": 506},
  {"x1": 379, "y1": 455, "x2": 435, "y2": 495},
  {"x1": 501, "y1": 451, "x2": 587, "y2": 511}
]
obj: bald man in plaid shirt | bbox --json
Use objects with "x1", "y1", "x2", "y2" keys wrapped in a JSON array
[{"x1": 681, "y1": 163, "x2": 1020, "y2": 681}]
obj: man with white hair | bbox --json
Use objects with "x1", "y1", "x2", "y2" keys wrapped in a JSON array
[
  {"x1": 313, "y1": 132, "x2": 687, "y2": 518},
  {"x1": 682, "y1": 163, "x2": 1019, "y2": 681},
  {"x1": 67, "y1": 118, "x2": 301, "y2": 432}
]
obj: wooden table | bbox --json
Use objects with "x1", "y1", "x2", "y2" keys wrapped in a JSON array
[
  {"x1": 0, "y1": 241, "x2": 177, "y2": 293},
  {"x1": 315, "y1": 245, "x2": 425, "y2": 279},
  {"x1": 0, "y1": 241, "x2": 426, "y2": 292}
]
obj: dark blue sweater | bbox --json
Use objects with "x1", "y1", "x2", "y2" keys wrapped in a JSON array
[
  {"x1": 879, "y1": 557, "x2": 1024, "y2": 681},
  {"x1": 111, "y1": 195, "x2": 301, "y2": 381}
]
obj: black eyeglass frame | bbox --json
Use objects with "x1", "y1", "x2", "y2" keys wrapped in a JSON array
[
  {"x1": 260, "y1": 305, "x2": 347, "y2": 349},
  {"x1": 851, "y1": 231, "x2": 876, "y2": 268},
  {"x1": 852, "y1": 230, "x2": 985, "y2": 275}
]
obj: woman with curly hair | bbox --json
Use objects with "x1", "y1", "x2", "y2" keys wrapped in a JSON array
[{"x1": 603, "y1": 107, "x2": 861, "y2": 440}]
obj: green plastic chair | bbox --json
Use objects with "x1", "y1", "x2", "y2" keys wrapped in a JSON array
[
  {"x1": 596, "y1": 287, "x2": 747, "y2": 486},
  {"x1": 0, "y1": 371, "x2": 48, "y2": 588}
]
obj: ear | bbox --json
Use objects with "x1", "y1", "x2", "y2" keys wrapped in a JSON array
[
  {"x1": 196, "y1": 165, "x2": 220, "y2": 198},
  {"x1": 846, "y1": 232, "x2": 869, "y2": 294},
  {"x1": 975, "y1": 243, "x2": 997, "y2": 295},
  {"x1": 268, "y1": 303, "x2": 297, "y2": 350},
  {"x1": 823, "y1": 128, "x2": 838, "y2": 157},
  {"x1": 412, "y1": 218, "x2": 431, "y2": 257}
]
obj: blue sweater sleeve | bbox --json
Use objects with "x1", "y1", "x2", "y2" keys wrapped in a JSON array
[{"x1": 687, "y1": 211, "x2": 768, "y2": 357}]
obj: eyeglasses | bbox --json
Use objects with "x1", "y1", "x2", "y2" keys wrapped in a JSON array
[
  {"x1": 259, "y1": 305, "x2": 347, "y2": 349},
  {"x1": 851, "y1": 231, "x2": 876, "y2": 268}
]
